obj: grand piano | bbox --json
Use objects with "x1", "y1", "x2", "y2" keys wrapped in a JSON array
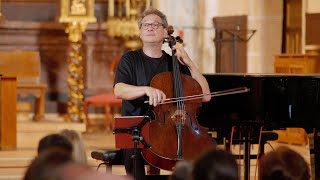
[
  {"x1": 197, "y1": 73, "x2": 320, "y2": 179},
  {"x1": 198, "y1": 73, "x2": 320, "y2": 128}
]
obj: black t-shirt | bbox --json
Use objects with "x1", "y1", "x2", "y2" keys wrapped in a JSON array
[{"x1": 114, "y1": 49, "x2": 191, "y2": 116}]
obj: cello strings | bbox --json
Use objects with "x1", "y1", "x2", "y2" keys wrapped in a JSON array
[
  {"x1": 173, "y1": 54, "x2": 182, "y2": 124},
  {"x1": 177, "y1": 58, "x2": 186, "y2": 124},
  {"x1": 173, "y1": 50, "x2": 187, "y2": 124}
]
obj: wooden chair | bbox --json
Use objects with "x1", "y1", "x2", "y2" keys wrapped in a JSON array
[
  {"x1": 84, "y1": 55, "x2": 122, "y2": 130},
  {"x1": 0, "y1": 50, "x2": 46, "y2": 121}
]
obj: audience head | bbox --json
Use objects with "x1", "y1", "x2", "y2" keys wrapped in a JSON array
[
  {"x1": 170, "y1": 161, "x2": 193, "y2": 180},
  {"x1": 192, "y1": 148, "x2": 239, "y2": 180},
  {"x1": 60, "y1": 129, "x2": 87, "y2": 164},
  {"x1": 52, "y1": 162, "x2": 133, "y2": 180},
  {"x1": 23, "y1": 148, "x2": 72, "y2": 180},
  {"x1": 260, "y1": 146, "x2": 310, "y2": 180},
  {"x1": 51, "y1": 161, "x2": 92, "y2": 180},
  {"x1": 37, "y1": 133, "x2": 73, "y2": 155}
]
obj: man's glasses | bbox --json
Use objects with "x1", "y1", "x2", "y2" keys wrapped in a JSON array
[{"x1": 140, "y1": 23, "x2": 164, "y2": 30}]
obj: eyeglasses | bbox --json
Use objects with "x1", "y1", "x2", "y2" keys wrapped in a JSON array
[{"x1": 140, "y1": 23, "x2": 164, "y2": 30}]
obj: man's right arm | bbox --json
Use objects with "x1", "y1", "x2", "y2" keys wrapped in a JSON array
[{"x1": 114, "y1": 82, "x2": 166, "y2": 106}]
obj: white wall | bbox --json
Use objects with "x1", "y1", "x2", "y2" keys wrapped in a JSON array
[
  {"x1": 307, "y1": 0, "x2": 320, "y2": 13},
  {"x1": 217, "y1": 0, "x2": 248, "y2": 15},
  {"x1": 247, "y1": 0, "x2": 283, "y2": 73},
  {"x1": 154, "y1": 0, "x2": 216, "y2": 73}
]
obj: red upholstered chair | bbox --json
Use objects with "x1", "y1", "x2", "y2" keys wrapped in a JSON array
[{"x1": 84, "y1": 55, "x2": 122, "y2": 130}]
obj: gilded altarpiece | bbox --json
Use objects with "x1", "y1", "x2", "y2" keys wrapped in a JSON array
[{"x1": 0, "y1": 0, "x2": 125, "y2": 113}]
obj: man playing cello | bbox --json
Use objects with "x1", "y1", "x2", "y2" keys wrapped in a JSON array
[{"x1": 114, "y1": 8, "x2": 211, "y2": 179}]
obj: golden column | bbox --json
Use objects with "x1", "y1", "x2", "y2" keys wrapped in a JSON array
[
  {"x1": 106, "y1": 0, "x2": 151, "y2": 50},
  {"x1": 59, "y1": 0, "x2": 96, "y2": 122},
  {"x1": 0, "y1": 0, "x2": 4, "y2": 22}
]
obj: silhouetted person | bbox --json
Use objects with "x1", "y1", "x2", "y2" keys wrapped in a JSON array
[
  {"x1": 52, "y1": 162, "x2": 133, "y2": 180},
  {"x1": 24, "y1": 148, "x2": 72, "y2": 180},
  {"x1": 192, "y1": 148, "x2": 239, "y2": 180},
  {"x1": 60, "y1": 129, "x2": 87, "y2": 164},
  {"x1": 170, "y1": 161, "x2": 193, "y2": 180},
  {"x1": 259, "y1": 146, "x2": 310, "y2": 180},
  {"x1": 37, "y1": 133, "x2": 73, "y2": 155}
]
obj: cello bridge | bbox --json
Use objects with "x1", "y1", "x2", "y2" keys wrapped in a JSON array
[{"x1": 171, "y1": 109, "x2": 186, "y2": 123}]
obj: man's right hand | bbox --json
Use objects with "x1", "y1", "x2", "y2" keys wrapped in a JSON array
[
  {"x1": 114, "y1": 83, "x2": 166, "y2": 107},
  {"x1": 144, "y1": 87, "x2": 166, "y2": 107}
]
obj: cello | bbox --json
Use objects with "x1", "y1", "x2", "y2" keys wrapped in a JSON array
[{"x1": 141, "y1": 26, "x2": 214, "y2": 171}]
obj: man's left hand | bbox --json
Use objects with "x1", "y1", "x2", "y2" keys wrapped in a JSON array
[{"x1": 172, "y1": 44, "x2": 193, "y2": 67}]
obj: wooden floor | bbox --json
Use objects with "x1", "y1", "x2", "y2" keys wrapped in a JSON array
[{"x1": 0, "y1": 114, "x2": 315, "y2": 180}]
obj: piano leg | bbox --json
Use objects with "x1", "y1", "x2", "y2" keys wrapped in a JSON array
[
  {"x1": 314, "y1": 129, "x2": 320, "y2": 179},
  {"x1": 244, "y1": 133, "x2": 251, "y2": 180}
]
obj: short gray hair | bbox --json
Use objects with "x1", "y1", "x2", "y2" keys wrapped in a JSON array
[{"x1": 138, "y1": 8, "x2": 168, "y2": 29}]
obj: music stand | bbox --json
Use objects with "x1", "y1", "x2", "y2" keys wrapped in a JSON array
[
  {"x1": 113, "y1": 116, "x2": 151, "y2": 180},
  {"x1": 230, "y1": 121, "x2": 263, "y2": 180},
  {"x1": 214, "y1": 28, "x2": 256, "y2": 72}
]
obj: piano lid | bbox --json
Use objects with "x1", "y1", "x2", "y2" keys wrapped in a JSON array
[
  {"x1": 206, "y1": 72, "x2": 320, "y2": 78},
  {"x1": 197, "y1": 73, "x2": 320, "y2": 129}
]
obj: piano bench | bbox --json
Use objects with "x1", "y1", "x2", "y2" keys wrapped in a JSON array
[
  {"x1": 91, "y1": 149, "x2": 124, "y2": 171},
  {"x1": 91, "y1": 149, "x2": 156, "y2": 166},
  {"x1": 91, "y1": 149, "x2": 161, "y2": 175}
]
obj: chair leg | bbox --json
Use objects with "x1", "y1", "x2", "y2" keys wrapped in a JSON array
[
  {"x1": 84, "y1": 102, "x2": 91, "y2": 130},
  {"x1": 105, "y1": 106, "x2": 112, "y2": 130},
  {"x1": 110, "y1": 107, "x2": 116, "y2": 129},
  {"x1": 32, "y1": 88, "x2": 45, "y2": 121}
]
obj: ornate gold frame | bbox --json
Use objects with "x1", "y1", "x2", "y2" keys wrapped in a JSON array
[{"x1": 59, "y1": 0, "x2": 96, "y2": 23}]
